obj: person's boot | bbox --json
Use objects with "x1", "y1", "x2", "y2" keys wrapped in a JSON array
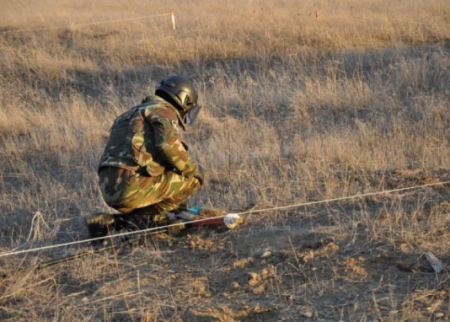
[
  {"x1": 122, "y1": 213, "x2": 157, "y2": 231},
  {"x1": 127, "y1": 206, "x2": 185, "y2": 236},
  {"x1": 127, "y1": 205, "x2": 168, "y2": 230},
  {"x1": 85, "y1": 212, "x2": 122, "y2": 240},
  {"x1": 121, "y1": 204, "x2": 191, "y2": 236}
]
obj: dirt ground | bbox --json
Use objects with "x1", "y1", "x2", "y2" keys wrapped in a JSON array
[{"x1": 1, "y1": 169, "x2": 449, "y2": 321}]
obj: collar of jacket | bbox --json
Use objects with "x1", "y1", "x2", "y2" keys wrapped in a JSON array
[{"x1": 141, "y1": 95, "x2": 186, "y2": 131}]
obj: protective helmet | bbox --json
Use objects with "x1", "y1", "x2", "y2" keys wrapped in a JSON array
[{"x1": 155, "y1": 75, "x2": 198, "y2": 114}]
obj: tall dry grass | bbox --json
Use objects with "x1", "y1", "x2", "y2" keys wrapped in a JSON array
[{"x1": 0, "y1": 0, "x2": 450, "y2": 320}]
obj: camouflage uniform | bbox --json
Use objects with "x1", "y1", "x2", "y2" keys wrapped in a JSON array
[{"x1": 97, "y1": 95, "x2": 202, "y2": 218}]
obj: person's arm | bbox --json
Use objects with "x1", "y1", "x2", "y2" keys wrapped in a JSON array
[{"x1": 147, "y1": 107, "x2": 202, "y2": 181}]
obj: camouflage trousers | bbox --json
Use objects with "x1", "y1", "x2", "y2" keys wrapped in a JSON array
[{"x1": 98, "y1": 167, "x2": 201, "y2": 215}]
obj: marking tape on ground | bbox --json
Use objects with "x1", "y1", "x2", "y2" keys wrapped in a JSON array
[
  {"x1": 4, "y1": 13, "x2": 172, "y2": 34},
  {"x1": 0, "y1": 180, "x2": 449, "y2": 258}
]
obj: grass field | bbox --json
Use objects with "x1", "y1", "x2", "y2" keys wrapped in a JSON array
[{"x1": 1, "y1": 0, "x2": 450, "y2": 320}]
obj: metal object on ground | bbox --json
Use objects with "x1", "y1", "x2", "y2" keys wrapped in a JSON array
[
  {"x1": 223, "y1": 213, "x2": 244, "y2": 229},
  {"x1": 185, "y1": 210, "x2": 244, "y2": 229}
]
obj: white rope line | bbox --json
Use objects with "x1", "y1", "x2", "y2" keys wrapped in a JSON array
[
  {"x1": 4, "y1": 13, "x2": 172, "y2": 34},
  {"x1": 0, "y1": 180, "x2": 449, "y2": 258},
  {"x1": 237, "y1": 180, "x2": 450, "y2": 216}
]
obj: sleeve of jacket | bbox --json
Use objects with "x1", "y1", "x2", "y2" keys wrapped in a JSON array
[{"x1": 145, "y1": 106, "x2": 199, "y2": 177}]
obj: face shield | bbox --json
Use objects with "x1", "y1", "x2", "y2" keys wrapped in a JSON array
[{"x1": 183, "y1": 104, "x2": 202, "y2": 126}]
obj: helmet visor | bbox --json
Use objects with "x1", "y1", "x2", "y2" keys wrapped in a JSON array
[{"x1": 183, "y1": 104, "x2": 202, "y2": 126}]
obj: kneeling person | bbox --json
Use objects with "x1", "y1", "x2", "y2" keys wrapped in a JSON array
[{"x1": 86, "y1": 75, "x2": 204, "y2": 238}]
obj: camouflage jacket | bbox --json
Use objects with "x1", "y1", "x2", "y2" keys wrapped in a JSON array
[{"x1": 98, "y1": 95, "x2": 199, "y2": 177}]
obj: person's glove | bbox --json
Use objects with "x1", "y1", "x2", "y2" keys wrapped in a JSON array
[
  {"x1": 181, "y1": 160, "x2": 204, "y2": 185},
  {"x1": 193, "y1": 164, "x2": 204, "y2": 186}
]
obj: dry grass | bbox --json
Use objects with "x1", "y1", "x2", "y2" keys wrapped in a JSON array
[{"x1": 1, "y1": 0, "x2": 450, "y2": 320}]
